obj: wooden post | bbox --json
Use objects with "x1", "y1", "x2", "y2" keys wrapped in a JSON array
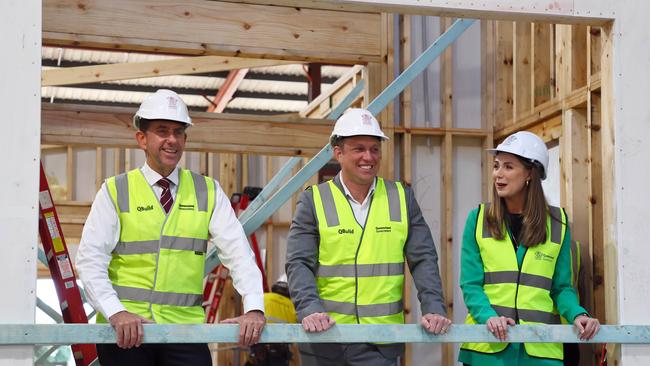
[
  {"x1": 440, "y1": 17, "x2": 455, "y2": 366},
  {"x1": 513, "y1": 21, "x2": 532, "y2": 119},
  {"x1": 495, "y1": 21, "x2": 514, "y2": 127}
]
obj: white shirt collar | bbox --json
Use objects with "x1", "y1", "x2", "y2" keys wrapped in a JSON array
[
  {"x1": 141, "y1": 162, "x2": 180, "y2": 187},
  {"x1": 339, "y1": 172, "x2": 376, "y2": 205}
]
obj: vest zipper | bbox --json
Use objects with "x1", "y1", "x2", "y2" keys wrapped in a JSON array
[
  {"x1": 513, "y1": 246, "x2": 528, "y2": 324},
  {"x1": 506, "y1": 227, "x2": 523, "y2": 324},
  {"x1": 146, "y1": 172, "x2": 175, "y2": 322},
  {"x1": 349, "y1": 192, "x2": 373, "y2": 324}
]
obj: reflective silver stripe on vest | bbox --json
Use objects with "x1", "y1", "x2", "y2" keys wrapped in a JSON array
[
  {"x1": 190, "y1": 171, "x2": 208, "y2": 212},
  {"x1": 113, "y1": 236, "x2": 208, "y2": 255},
  {"x1": 483, "y1": 271, "x2": 518, "y2": 284},
  {"x1": 481, "y1": 204, "x2": 492, "y2": 238},
  {"x1": 519, "y1": 308, "x2": 560, "y2": 324},
  {"x1": 549, "y1": 206, "x2": 562, "y2": 244},
  {"x1": 483, "y1": 271, "x2": 552, "y2": 291},
  {"x1": 520, "y1": 273, "x2": 552, "y2": 291},
  {"x1": 317, "y1": 182, "x2": 339, "y2": 227},
  {"x1": 115, "y1": 173, "x2": 130, "y2": 213},
  {"x1": 113, "y1": 284, "x2": 202, "y2": 307},
  {"x1": 492, "y1": 305, "x2": 560, "y2": 324},
  {"x1": 384, "y1": 180, "x2": 401, "y2": 222},
  {"x1": 492, "y1": 305, "x2": 517, "y2": 319},
  {"x1": 317, "y1": 263, "x2": 404, "y2": 278},
  {"x1": 322, "y1": 299, "x2": 403, "y2": 317}
]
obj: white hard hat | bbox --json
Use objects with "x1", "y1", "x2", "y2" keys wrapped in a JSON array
[
  {"x1": 487, "y1": 131, "x2": 549, "y2": 180},
  {"x1": 133, "y1": 89, "x2": 192, "y2": 129},
  {"x1": 330, "y1": 108, "x2": 388, "y2": 143}
]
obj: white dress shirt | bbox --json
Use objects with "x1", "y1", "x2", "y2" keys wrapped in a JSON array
[
  {"x1": 339, "y1": 173, "x2": 376, "y2": 227},
  {"x1": 75, "y1": 163, "x2": 265, "y2": 320}
]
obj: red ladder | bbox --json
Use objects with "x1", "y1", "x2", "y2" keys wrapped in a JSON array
[
  {"x1": 203, "y1": 187, "x2": 268, "y2": 323},
  {"x1": 38, "y1": 162, "x2": 97, "y2": 365}
]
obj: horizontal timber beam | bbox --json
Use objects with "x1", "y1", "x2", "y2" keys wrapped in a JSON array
[
  {"x1": 394, "y1": 127, "x2": 488, "y2": 137},
  {"x1": 43, "y1": 0, "x2": 381, "y2": 63},
  {"x1": 232, "y1": 0, "x2": 613, "y2": 24},
  {"x1": 494, "y1": 83, "x2": 598, "y2": 140},
  {"x1": 1, "y1": 324, "x2": 648, "y2": 345},
  {"x1": 43, "y1": 56, "x2": 300, "y2": 86},
  {"x1": 41, "y1": 103, "x2": 332, "y2": 156}
]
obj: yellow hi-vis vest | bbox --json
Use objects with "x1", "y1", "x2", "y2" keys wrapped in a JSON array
[
  {"x1": 461, "y1": 203, "x2": 567, "y2": 360},
  {"x1": 97, "y1": 168, "x2": 215, "y2": 324},
  {"x1": 311, "y1": 178, "x2": 408, "y2": 325}
]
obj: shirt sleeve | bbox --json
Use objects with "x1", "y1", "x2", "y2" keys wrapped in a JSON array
[
  {"x1": 285, "y1": 189, "x2": 326, "y2": 321},
  {"x1": 208, "y1": 180, "x2": 264, "y2": 314},
  {"x1": 75, "y1": 184, "x2": 125, "y2": 320},
  {"x1": 403, "y1": 186, "x2": 447, "y2": 317},
  {"x1": 460, "y1": 208, "x2": 499, "y2": 323},
  {"x1": 550, "y1": 217, "x2": 588, "y2": 322}
]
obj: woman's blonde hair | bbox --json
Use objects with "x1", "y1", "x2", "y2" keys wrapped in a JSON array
[{"x1": 486, "y1": 155, "x2": 548, "y2": 247}]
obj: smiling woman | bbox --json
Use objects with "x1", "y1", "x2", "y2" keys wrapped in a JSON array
[{"x1": 458, "y1": 131, "x2": 600, "y2": 366}]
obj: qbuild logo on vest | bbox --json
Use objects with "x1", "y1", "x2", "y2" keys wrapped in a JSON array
[
  {"x1": 137, "y1": 205, "x2": 154, "y2": 212},
  {"x1": 338, "y1": 228, "x2": 354, "y2": 235}
]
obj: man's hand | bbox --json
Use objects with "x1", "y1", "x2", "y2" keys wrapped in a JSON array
[
  {"x1": 486, "y1": 316, "x2": 515, "y2": 341},
  {"x1": 420, "y1": 313, "x2": 452, "y2": 335},
  {"x1": 221, "y1": 310, "x2": 266, "y2": 347},
  {"x1": 108, "y1": 311, "x2": 154, "y2": 349},
  {"x1": 301, "y1": 312, "x2": 335, "y2": 333},
  {"x1": 574, "y1": 314, "x2": 600, "y2": 341}
]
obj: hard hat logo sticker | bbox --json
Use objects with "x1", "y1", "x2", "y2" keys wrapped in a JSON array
[
  {"x1": 167, "y1": 96, "x2": 178, "y2": 110},
  {"x1": 361, "y1": 113, "x2": 373, "y2": 125}
]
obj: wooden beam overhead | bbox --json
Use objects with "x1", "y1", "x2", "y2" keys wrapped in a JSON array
[
  {"x1": 43, "y1": 0, "x2": 381, "y2": 64},
  {"x1": 42, "y1": 56, "x2": 298, "y2": 87},
  {"x1": 41, "y1": 103, "x2": 332, "y2": 156},
  {"x1": 230, "y1": 0, "x2": 613, "y2": 24}
]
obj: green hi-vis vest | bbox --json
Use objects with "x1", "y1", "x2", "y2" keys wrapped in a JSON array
[
  {"x1": 97, "y1": 168, "x2": 215, "y2": 324},
  {"x1": 312, "y1": 178, "x2": 408, "y2": 325},
  {"x1": 461, "y1": 203, "x2": 567, "y2": 360}
]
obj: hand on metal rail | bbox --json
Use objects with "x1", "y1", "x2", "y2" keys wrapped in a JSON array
[
  {"x1": 108, "y1": 310, "x2": 155, "y2": 349},
  {"x1": 487, "y1": 316, "x2": 516, "y2": 341},
  {"x1": 420, "y1": 313, "x2": 452, "y2": 335},
  {"x1": 301, "y1": 312, "x2": 336, "y2": 333},
  {"x1": 220, "y1": 310, "x2": 266, "y2": 347},
  {"x1": 574, "y1": 314, "x2": 600, "y2": 341}
]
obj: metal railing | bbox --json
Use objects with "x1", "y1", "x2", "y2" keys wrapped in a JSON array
[{"x1": 4, "y1": 324, "x2": 650, "y2": 345}]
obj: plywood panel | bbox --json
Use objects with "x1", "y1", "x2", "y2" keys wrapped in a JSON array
[{"x1": 43, "y1": 0, "x2": 381, "y2": 63}]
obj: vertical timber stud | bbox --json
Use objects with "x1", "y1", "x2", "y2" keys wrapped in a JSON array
[
  {"x1": 513, "y1": 21, "x2": 532, "y2": 119},
  {"x1": 398, "y1": 13, "x2": 413, "y2": 366},
  {"x1": 265, "y1": 156, "x2": 275, "y2": 292},
  {"x1": 440, "y1": 17, "x2": 454, "y2": 366},
  {"x1": 482, "y1": 20, "x2": 496, "y2": 202},
  {"x1": 599, "y1": 22, "x2": 620, "y2": 365},
  {"x1": 532, "y1": 23, "x2": 553, "y2": 107},
  {"x1": 495, "y1": 21, "x2": 514, "y2": 128},
  {"x1": 376, "y1": 13, "x2": 395, "y2": 180}
]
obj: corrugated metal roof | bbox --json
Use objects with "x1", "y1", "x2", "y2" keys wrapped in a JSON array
[{"x1": 41, "y1": 47, "x2": 353, "y2": 113}]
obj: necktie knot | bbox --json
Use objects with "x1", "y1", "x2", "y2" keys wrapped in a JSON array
[
  {"x1": 157, "y1": 178, "x2": 173, "y2": 213},
  {"x1": 157, "y1": 178, "x2": 171, "y2": 190}
]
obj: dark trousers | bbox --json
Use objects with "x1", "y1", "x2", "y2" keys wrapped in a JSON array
[
  {"x1": 96, "y1": 343, "x2": 211, "y2": 366},
  {"x1": 299, "y1": 343, "x2": 401, "y2": 366}
]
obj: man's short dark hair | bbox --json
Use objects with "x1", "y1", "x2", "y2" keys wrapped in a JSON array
[
  {"x1": 329, "y1": 135, "x2": 381, "y2": 149},
  {"x1": 137, "y1": 118, "x2": 188, "y2": 133}
]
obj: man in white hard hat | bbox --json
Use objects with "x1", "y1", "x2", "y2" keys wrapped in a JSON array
[
  {"x1": 76, "y1": 89, "x2": 266, "y2": 365},
  {"x1": 286, "y1": 108, "x2": 451, "y2": 365}
]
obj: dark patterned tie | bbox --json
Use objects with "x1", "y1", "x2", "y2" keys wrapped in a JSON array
[{"x1": 157, "y1": 178, "x2": 173, "y2": 213}]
